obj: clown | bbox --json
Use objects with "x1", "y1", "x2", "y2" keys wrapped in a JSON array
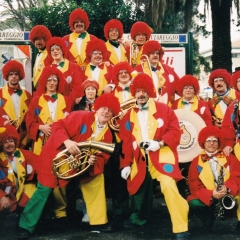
[
  {"x1": 132, "y1": 40, "x2": 180, "y2": 106},
  {"x1": 208, "y1": 69, "x2": 236, "y2": 128},
  {"x1": 119, "y1": 73, "x2": 189, "y2": 239},
  {"x1": 63, "y1": 8, "x2": 97, "y2": 70},
  {"x1": 172, "y1": 74, "x2": 212, "y2": 126},
  {"x1": 17, "y1": 94, "x2": 120, "y2": 237},
  {"x1": 0, "y1": 60, "x2": 32, "y2": 148},
  {"x1": 188, "y1": 126, "x2": 240, "y2": 231},
  {"x1": 104, "y1": 19, "x2": 127, "y2": 65},
  {"x1": 29, "y1": 25, "x2": 52, "y2": 89},
  {"x1": 0, "y1": 125, "x2": 36, "y2": 220}
]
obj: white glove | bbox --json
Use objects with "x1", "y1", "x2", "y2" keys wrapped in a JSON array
[
  {"x1": 145, "y1": 140, "x2": 160, "y2": 152},
  {"x1": 121, "y1": 166, "x2": 131, "y2": 180}
]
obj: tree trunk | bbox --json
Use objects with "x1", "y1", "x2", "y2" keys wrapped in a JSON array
[{"x1": 210, "y1": 0, "x2": 232, "y2": 73}]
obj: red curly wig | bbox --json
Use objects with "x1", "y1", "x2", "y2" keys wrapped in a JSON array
[
  {"x1": 0, "y1": 125, "x2": 19, "y2": 150},
  {"x1": 94, "y1": 93, "x2": 120, "y2": 116},
  {"x1": 130, "y1": 21, "x2": 153, "y2": 40},
  {"x1": 130, "y1": 73, "x2": 156, "y2": 98},
  {"x1": 104, "y1": 19, "x2": 124, "y2": 40},
  {"x1": 85, "y1": 39, "x2": 108, "y2": 63},
  {"x1": 35, "y1": 66, "x2": 66, "y2": 96},
  {"x1": 46, "y1": 37, "x2": 67, "y2": 57},
  {"x1": 198, "y1": 126, "x2": 223, "y2": 149},
  {"x1": 142, "y1": 40, "x2": 163, "y2": 57},
  {"x1": 231, "y1": 70, "x2": 240, "y2": 91},
  {"x1": 29, "y1": 25, "x2": 52, "y2": 43},
  {"x1": 69, "y1": 8, "x2": 90, "y2": 32},
  {"x1": 80, "y1": 79, "x2": 99, "y2": 97},
  {"x1": 176, "y1": 75, "x2": 200, "y2": 96},
  {"x1": 112, "y1": 62, "x2": 133, "y2": 83},
  {"x1": 2, "y1": 60, "x2": 25, "y2": 81},
  {"x1": 208, "y1": 69, "x2": 231, "y2": 88}
]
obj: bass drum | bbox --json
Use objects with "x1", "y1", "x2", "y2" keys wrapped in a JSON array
[{"x1": 174, "y1": 109, "x2": 206, "y2": 163}]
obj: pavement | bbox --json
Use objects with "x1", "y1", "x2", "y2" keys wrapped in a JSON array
[{"x1": 1, "y1": 197, "x2": 240, "y2": 240}]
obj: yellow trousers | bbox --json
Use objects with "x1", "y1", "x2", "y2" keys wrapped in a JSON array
[
  {"x1": 80, "y1": 174, "x2": 108, "y2": 225},
  {"x1": 156, "y1": 174, "x2": 189, "y2": 233},
  {"x1": 52, "y1": 187, "x2": 67, "y2": 218}
]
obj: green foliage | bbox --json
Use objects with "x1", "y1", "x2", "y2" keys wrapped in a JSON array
[{"x1": 24, "y1": 0, "x2": 144, "y2": 38}]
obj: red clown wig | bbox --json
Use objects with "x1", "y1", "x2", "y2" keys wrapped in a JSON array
[
  {"x1": 94, "y1": 93, "x2": 120, "y2": 116},
  {"x1": 142, "y1": 40, "x2": 164, "y2": 57},
  {"x1": 130, "y1": 73, "x2": 156, "y2": 98},
  {"x1": 2, "y1": 60, "x2": 25, "y2": 81},
  {"x1": 112, "y1": 62, "x2": 133, "y2": 83},
  {"x1": 29, "y1": 25, "x2": 52, "y2": 43},
  {"x1": 69, "y1": 8, "x2": 90, "y2": 32},
  {"x1": 198, "y1": 126, "x2": 223, "y2": 149},
  {"x1": 231, "y1": 70, "x2": 240, "y2": 91},
  {"x1": 208, "y1": 69, "x2": 231, "y2": 88},
  {"x1": 46, "y1": 37, "x2": 67, "y2": 57},
  {"x1": 176, "y1": 75, "x2": 200, "y2": 96},
  {"x1": 36, "y1": 66, "x2": 66, "y2": 96},
  {"x1": 80, "y1": 79, "x2": 99, "y2": 97},
  {"x1": 85, "y1": 39, "x2": 108, "y2": 63},
  {"x1": 104, "y1": 19, "x2": 124, "y2": 40},
  {"x1": 0, "y1": 125, "x2": 20, "y2": 150},
  {"x1": 130, "y1": 21, "x2": 152, "y2": 40}
]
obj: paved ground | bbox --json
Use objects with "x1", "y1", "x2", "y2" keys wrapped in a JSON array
[{"x1": 1, "y1": 197, "x2": 240, "y2": 240}]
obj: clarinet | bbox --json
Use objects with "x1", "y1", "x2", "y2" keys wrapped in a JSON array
[{"x1": 214, "y1": 165, "x2": 225, "y2": 219}]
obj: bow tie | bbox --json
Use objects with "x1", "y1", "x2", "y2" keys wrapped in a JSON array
[
  {"x1": 116, "y1": 86, "x2": 130, "y2": 92},
  {"x1": 78, "y1": 32, "x2": 87, "y2": 39},
  {"x1": 14, "y1": 150, "x2": 21, "y2": 158},
  {"x1": 211, "y1": 94, "x2": 233, "y2": 106},
  {"x1": 140, "y1": 106, "x2": 148, "y2": 111},
  {"x1": 8, "y1": 87, "x2": 22, "y2": 96},
  {"x1": 90, "y1": 63, "x2": 104, "y2": 71},
  {"x1": 151, "y1": 66, "x2": 160, "y2": 72},
  {"x1": 44, "y1": 94, "x2": 58, "y2": 102},
  {"x1": 58, "y1": 62, "x2": 64, "y2": 68},
  {"x1": 201, "y1": 152, "x2": 224, "y2": 162},
  {"x1": 109, "y1": 40, "x2": 119, "y2": 48},
  {"x1": 182, "y1": 101, "x2": 194, "y2": 105}
]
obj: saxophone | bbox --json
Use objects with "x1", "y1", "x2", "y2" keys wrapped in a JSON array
[{"x1": 214, "y1": 163, "x2": 236, "y2": 219}]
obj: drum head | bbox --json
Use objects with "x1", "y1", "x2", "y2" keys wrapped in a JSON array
[{"x1": 174, "y1": 109, "x2": 206, "y2": 163}]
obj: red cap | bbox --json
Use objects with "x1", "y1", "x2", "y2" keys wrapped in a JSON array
[
  {"x1": 46, "y1": 37, "x2": 67, "y2": 57},
  {"x1": 112, "y1": 62, "x2": 132, "y2": 83},
  {"x1": 231, "y1": 70, "x2": 240, "y2": 91},
  {"x1": 130, "y1": 73, "x2": 156, "y2": 98},
  {"x1": 2, "y1": 60, "x2": 25, "y2": 81},
  {"x1": 142, "y1": 40, "x2": 163, "y2": 57},
  {"x1": 94, "y1": 93, "x2": 120, "y2": 116},
  {"x1": 29, "y1": 25, "x2": 52, "y2": 43},
  {"x1": 85, "y1": 39, "x2": 108, "y2": 63},
  {"x1": 80, "y1": 79, "x2": 99, "y2": 96},
  {"x1": 208, "y1": 69, "x2": 231, "y2": 88},
  {"x1": 69, "y1": 8, "x2": 90, "y2": 31},
  {"x1": 0, "y1": 125, "x2": 19, "y2": 150},
  {"x1": 176, "y1": 75, "x2": 200, "y2": 96},
  {"x1": 198, "y1": 126, "x2": 223, "y2": 149},
  {"x1": 104, "y1": 19, "x2": 124, "y2": 40},
  {"x1": 36, "y1": 66, "x2": 66, "y2": 96},
  {"x1": 130, "y1": 21, "x2": 153, "y2": 40}
]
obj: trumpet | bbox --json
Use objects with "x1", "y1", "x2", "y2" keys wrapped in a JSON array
[
  {"x1": 52, "y1": 140, "x2": 115, "y2": 179},
  {"x1": 108, "y1": 98, "x2": 136, "y2": 132},
  {"x1": 9, "y1": 116, "x2": 21, "y2": 129},
  {"x1": 42, "y1": 116, "x2": 53, "y2": 146}
]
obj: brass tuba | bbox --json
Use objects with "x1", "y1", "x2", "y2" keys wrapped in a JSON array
[
  {"x1": 52, "y1": 140, "x2": 115, "y2": 179},
  {"x1": 108, "y1": 98, "x2": 136, "y2": 132},
  {"x1": 9, "y1": 116, "x2": 21, "y2": 129},
  {"x1": 140, "y1": 54, "x2": 153, "y2": 79}
]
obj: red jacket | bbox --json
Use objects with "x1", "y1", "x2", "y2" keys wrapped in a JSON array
[{"x1": 37, "y1": 111, "x2": 115, "y2": 188}]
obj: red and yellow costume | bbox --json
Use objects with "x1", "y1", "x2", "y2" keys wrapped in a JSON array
[{"x1": 29, "y1": 25, "x2": 52, "y2": 88}]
